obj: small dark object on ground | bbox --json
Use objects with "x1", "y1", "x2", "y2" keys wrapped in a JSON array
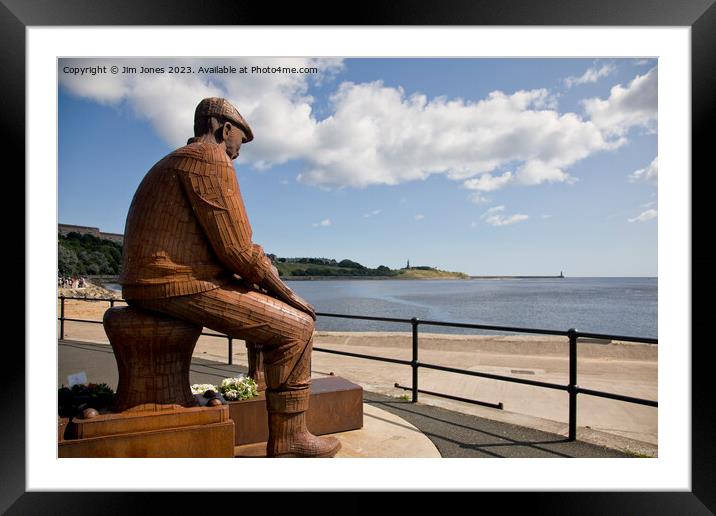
[
  {"x1": 82, "y1": 408, "x2": 99, "y2": 419},
  {"x1": 58, "y1": 383, "x2": 115, "y2": 418}
]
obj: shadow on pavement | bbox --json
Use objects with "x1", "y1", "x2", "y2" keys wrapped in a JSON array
[{"x1": 363, "y1": 392, "x2": 628, "y2": 458}]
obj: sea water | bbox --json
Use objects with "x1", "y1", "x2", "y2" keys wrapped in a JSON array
[
  {"x1": 105, "y1": 277, "x2": 657, "y2": 339},
  {"x1": 288, "y1": 277, "x2": 657, "y2": 339}
]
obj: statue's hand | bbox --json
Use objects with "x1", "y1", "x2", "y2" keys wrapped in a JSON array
[
  {"x1": 287, "y1": 291, "x2": 316, "y2": 321},
  {"x1": 261, "y1": 267, "x2": 316, "y2": 320}
]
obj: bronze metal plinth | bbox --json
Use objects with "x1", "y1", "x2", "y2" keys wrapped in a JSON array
[
  {"x1": 230, "y1": 376, "x2": 363, "y2": 446},
  {"x1": 103, "y1": 306, "x2": 202, "y2": 412},
  {"x1": 59, "y1": 405, "x2": 234, "y2": 458}
]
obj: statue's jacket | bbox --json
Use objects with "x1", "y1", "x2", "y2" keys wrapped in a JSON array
[{"x1": 120, "y1": 141, "x2": 273, "y2": 300}]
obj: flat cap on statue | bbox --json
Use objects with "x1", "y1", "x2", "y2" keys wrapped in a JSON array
[{"x1": 194, "y1": 97, "x2": 254, "y2": 142}]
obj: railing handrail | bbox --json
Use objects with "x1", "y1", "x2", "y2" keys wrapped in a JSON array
[{"x1": 57, "y1": 294, "x2": 658, "y2": 441}]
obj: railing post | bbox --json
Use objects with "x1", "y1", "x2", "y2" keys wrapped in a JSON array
[
  {"x1": 568, "y1": 328, "x2": 578, "y2": 441},
  {"x1": 110, "y1": 299, "x2": 115, "y2": 308},
  {"x1": 411, "y1": 317, "x2": 419, "y2": 403},
  {"x1": 60, "y1": 295, "x2": 65, "y2": 340},
  {"x1": 228, "y1": 336, "x2": 233, "y2": 365}
]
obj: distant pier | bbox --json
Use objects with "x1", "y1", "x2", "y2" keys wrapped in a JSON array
[{"x1": 469, "y1": 272, "x2": 565, "y2": 280}]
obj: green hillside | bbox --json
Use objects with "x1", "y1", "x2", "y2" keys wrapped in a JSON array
[
  {"x1": 274, "y1": 258, "x2": 467, "y2": 279},
  {"x1": 396, "y1": 268, "x2": 469, "y2": 279}
]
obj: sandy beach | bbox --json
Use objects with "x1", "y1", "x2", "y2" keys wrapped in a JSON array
[{"x1": 57, "y1": 294, "x2": 658, "y2": 449}]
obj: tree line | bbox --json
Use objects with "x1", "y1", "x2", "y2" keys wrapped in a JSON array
[
  {"x1": 57, "y1": 233, "x2": 422, "y2": 278},
  {"x1": 274, "y1": 256, "x2": 404, "y2": 277},
  {"x1": 274, "y1": 257, "x2": 371, "y2": 269},
  {"x1": 286, "y1": 265, "x2": 399, "y2": 277},
  {"x1": 58, "y1": 232, "x2": 123, "y2": 276}
]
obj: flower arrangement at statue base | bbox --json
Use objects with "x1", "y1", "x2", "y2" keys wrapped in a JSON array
[
  {"x1": 58, "y1": 383, "x2": 116, "y2": 418},
  {"x1": 193, "y1": 375, "x2": 274, "y2": 445},
  {"x1": 219, "y1": 376, "x2": 259, "y2": 401},
  {"x1": 191, "y1": 375, "x2": 259, "y2": 405},
  {"x1": 58, "y1": 383, "x2": 116, "y2": 441}
]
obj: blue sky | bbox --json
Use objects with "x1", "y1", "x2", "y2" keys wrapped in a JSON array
[{"x1": 58, "y1": 58, "x2": 657, "y2": 276}]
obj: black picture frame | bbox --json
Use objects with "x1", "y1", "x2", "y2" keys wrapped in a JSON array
[{"x1": 5, "y1": 0, "x2": 711, "y2": 513}]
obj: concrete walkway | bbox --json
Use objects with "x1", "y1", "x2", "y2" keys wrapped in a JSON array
[{"x1": 58, "y1": 339, "x2": 640, "y2": 458}]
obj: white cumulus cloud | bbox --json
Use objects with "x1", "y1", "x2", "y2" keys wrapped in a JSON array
[
  {"x1": 564, "y1": 63, "x2": 615, "y2": 88},
  {"x1": 583, "y1": 66, "x2": 657, "y2": 137},
  {"x1": 298, "y1": 83, "x2": 613, "y2": 191},
  {"x1": 59, "y1": 57, "x2": 345, "y2": 166},
  {"x1": 468, "y1": 192, "x2": 490, "y2": 205},
  {"x1": 60, "y1": 58, "x2": 655, "y2": 201},
  {"x1": 363, "y1": 209, "x2": 382, "y2": 218},
  {"x1": 628, "y1": 209, "x2": 657, "y2": 223},
  {"x1": 414, "y1": 214, "x2": 425, "y2": 220},
  {"x1": 480, "y1": 206, "x2": 528, "y2": 226},
  {"x1": 464, "y1": 171, "x2": 514, "y2": 192},
  {"x1": 312, "y1": 218, "x2": 332, "y2": 227},
  {"x1": 629, "y1": 157, "x2": 658, "y2": 185}
]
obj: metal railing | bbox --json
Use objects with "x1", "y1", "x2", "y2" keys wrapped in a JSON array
[
  {"x1": 58, "y1": 295, "x2": 239, "y2": 364},
  {"x1": 58, "y1": 295, "x2": 658, "y2": 441}
]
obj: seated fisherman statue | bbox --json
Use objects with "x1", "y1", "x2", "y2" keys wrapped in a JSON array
[{"x1": 119, "y1": 97, "x2": 341, "y2": 458}]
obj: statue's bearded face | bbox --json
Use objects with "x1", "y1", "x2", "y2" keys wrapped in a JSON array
[{"x1": 223, "y1": 122, "x2": 247, "y2": 160}]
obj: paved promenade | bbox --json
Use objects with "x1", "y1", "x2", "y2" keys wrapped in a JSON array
[{"x1": 59, "y1": 338, "x2": 643, "y2": 458}]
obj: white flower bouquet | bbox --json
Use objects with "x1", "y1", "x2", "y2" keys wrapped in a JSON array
[
  {"x1": 218, "y1": 375, "x2": 258, "y2": 401},
  {"x1": 190, "y1": 383, "x2": 218, "y2": 395}
]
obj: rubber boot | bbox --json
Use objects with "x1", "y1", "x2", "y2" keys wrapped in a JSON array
[{"x1": 266, "y1": 390, "x2": 341, "y2": 458}]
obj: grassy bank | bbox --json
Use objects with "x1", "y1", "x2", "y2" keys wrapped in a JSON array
[
  {"x1": 276, "y1": 261, "x2": 467, "y2": 279},
  {"x1": 397, "y1": 269, "x2": 468, "y2": 279}
]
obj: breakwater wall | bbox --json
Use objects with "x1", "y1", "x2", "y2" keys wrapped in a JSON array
[
  {"x1": 284, "y1": 276, "x2": 401, "y2": 281},
  {"x1": 469, "y1": 275, "x2": 564, "y2": 279}
]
